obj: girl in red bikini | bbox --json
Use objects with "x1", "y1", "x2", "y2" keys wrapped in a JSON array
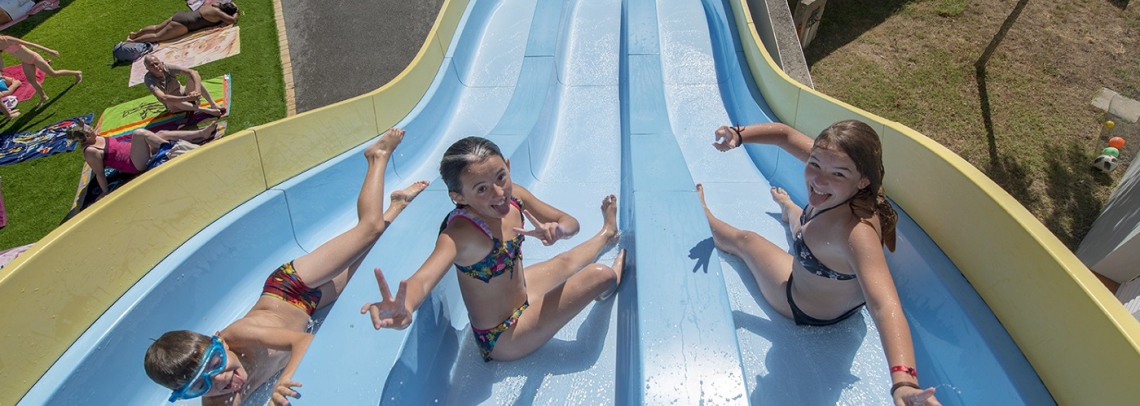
[{"x1": 141, "y1": 129, "x2": 429, "y2": 406}]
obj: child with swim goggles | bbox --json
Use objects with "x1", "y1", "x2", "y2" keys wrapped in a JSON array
[
  {"x1": 144, "y1": 129, "x2": 429, "y2": 405},
  {"x1": 361, "y1": 136, "x2": 625, "y2": 362},
  {"x1": 698, "y1": 120, "x2": 941, "y2": 406}
]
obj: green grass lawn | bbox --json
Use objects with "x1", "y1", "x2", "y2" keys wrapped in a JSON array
[
  {"x1": 802, "y1": 0, "x2": 1140, "y2": 250},
  {"x1": 0, "y1": 0, "x2": 285, "y2": 250}
]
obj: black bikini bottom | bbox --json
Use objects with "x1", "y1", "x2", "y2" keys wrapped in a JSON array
[{"x1": 786, "y1": 274, "x2": 865, "y2": 326}]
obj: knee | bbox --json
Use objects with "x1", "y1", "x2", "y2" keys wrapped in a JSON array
[{"x1": 584, "y1": 264, "x2": 618, "y2": 286}]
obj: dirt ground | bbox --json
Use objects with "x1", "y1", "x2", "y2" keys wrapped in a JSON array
[{"x1": 801, "y1": 0, "x2": 1140, "y2": 249}]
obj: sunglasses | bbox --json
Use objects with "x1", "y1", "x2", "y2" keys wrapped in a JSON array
[{"x1": 167, "y1": 335, "x2": 228, "y2": 402}]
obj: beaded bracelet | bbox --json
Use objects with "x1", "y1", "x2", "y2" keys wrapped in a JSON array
[
  {"x1": 890, "y1": 365, "x2": 917, "y2": 377},
  {"x1": 890, "y1": 381, "x2": 921, "y2": 397}
]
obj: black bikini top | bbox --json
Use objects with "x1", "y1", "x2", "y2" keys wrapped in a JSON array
[{"x1": 793, "y1": 200, "x2": 857, "y2": 281}]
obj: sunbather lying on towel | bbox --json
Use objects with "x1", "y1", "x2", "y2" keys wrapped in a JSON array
[{"x1": 127, "y1": 2, "x2": 238, "y2": 44}]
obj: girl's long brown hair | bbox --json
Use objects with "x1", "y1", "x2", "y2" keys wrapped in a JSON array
[{"x1": 815, "y1": 120, "x2": 898, "y2": 251}]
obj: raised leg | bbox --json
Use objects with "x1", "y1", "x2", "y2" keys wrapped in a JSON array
[
  {"x1": 491, "y1": 248, "x2": 626, "y2": 361},
  {"x1": 697, "y1": 184, "x2": 794, "y2": 319},
  {"x1": 290, "y1": 129, "x2": 415, "y2": 289},
  {"x1": 484, "y1": 195, "x2": 623, "y2": 361},
  {"x1": 770, "y1": 187, "x2": 803, "y2": 235},
  {"x1": 187, "y1": 74, "x2": 221, "y2": 111},
  {"x1": 316, "y1": 179, "x2": 429, "y2": 305}
]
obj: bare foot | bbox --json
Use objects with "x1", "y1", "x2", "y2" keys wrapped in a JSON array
[
  {"x1": 34, "y1": 94, "x2": 48, "y2": 108},
  {"x1": 597, "y1": 248, "x2": 626, "y2": 302},
  {"x1": 770, "y1": 187, "x2": 800, "y2": 224},
  {"x1": 365, "y1": 128, "x2": 405, "y2": 160},
  {"x1": 383, "y1": 180, "x2": 429, "y2": 223},
  {"x1": 75, "y1": 72, "x2": 83, "y2": 84},
  {"x1": 599, "y1": 194, "x2": 620, "y2": 245},
  {"x1": 390, "y1": 180, "x2": 429, "y2": 207}
]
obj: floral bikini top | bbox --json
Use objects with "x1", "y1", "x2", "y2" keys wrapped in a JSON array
[
  {"x1": 442, "y1": 197, "x2": 525, "y2": 283},
  {"x1": 793, "y1": 200, "x2": 857, "y2": 281}
]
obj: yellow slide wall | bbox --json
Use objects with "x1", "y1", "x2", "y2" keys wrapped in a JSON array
[
  {"x1": 727, "y1": 0, "x2": 1140, "y2": 403},
  {"x1": 0, "y1": 1, "x2": 470, "y2": 404},
  {"x1": 4, "y1": 0, "x2": 1138, "y2": 404}
]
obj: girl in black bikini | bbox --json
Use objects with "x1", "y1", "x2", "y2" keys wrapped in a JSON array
[{"x1": 697, "y1": 120, "x2": 941, "y2": 406}]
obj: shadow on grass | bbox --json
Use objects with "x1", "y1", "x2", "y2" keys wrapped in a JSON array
[
  {"x1": 801, "y1": 0, "x2": 913, "y2": 67},
  {"x1": 1, "y1": 0, "x2": 77, "y2": 38},
  {"x1": 1042, "y1": 141, "x2": 1112, "y2": 248},
  {"x1": 2, "y1": 84, "x2": 76, "y2": 134},
  {"x1": 1107, "y1": 0, "x2": 1130, "y2": 11},
  {"x1": 975, "y1": 65, "x2": 1037, "y2": 210}
]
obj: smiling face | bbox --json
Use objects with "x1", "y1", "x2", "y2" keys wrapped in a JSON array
[
  {"x1": 803, "y1": 145, "x2": 870, "y2": 209},
  {"x1": 449, "y1": 156, "x2": 513, "y2": 219},
  {"x1": 202, "y1": 345, "x2": 247, "y2": 397}
]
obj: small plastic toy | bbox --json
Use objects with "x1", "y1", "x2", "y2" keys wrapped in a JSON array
[
  {"x1": 1093, "y1": 155, "x2": 1119, "y2": 173},
  {"x1": 1109, "y1": 137, "x2": 1125, "y2": 149},
  {"x1": 1105, "y1": 120, "x2": 1116, "y2": 130}
]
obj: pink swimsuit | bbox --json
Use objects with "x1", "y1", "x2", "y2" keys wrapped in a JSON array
[{"x1": 102, "y1": 136, "x2": 140, "y2": 174}]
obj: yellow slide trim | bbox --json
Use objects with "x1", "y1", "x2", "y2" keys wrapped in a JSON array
[
  {"x1": 0, "y1": 0, "x2": 470, "y2": 403},
  {"x1": 729, "y1": 0, "x2": 1140, "y2": 403}
]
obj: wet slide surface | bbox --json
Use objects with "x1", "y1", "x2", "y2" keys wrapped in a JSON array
[{"x1": 22, "y1": 0, "x2": 1054, "y2": 404}]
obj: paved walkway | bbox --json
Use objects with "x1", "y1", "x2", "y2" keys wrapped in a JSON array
[{"x1": 278, "y1": 0, "x2": 444, "y2": 113}]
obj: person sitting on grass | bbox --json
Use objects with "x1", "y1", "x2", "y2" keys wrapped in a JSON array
[
  {"x1": 0, "y1": 74, "x2": 21, "y2": 118},
  {"x1": 66, "y1": 122, "x2": 223, "y2": 199},
  {"x1": 142, "y1": 55, "x2": 225, "y2": 119},
  {"x1": 127, "y1": 2, "x2": 238, "y2": 44},
  {"x1": 142, "y1": 129, "x2": 428, "y2": 406}
]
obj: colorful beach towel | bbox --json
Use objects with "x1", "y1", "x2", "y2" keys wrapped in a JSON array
[
  {"x1": 1, "y1": 65, "x2": 45, "y2": 102},
  {"x1": 0, "y1": 175, "x2": 6, "y2": 228},
  {"x1": 97, "y1": 74, "x2": 230, "y2": 138},
  {"x1": 0, "y1": 243, "x2": 33, "y2": 269},
  {"x1": 0, "y1": 0, "x2": 59, "y2": 32},
  {"x1": 128, "y1": 26, "x2": 241, "y2": 87},
  {"x1": 188, "y1": 0, "x2": 231, "y2": 11},
  {"x1": 0, "y1": 113, "x2": 93, "y2": 166}
]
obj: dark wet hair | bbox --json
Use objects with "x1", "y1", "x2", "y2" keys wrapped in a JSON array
[
  {"x1": 439, "y1": 136, "x2": 505, "y2": 195},
  {"x1": 218, "y1": 3, "x2": 238, "y2": 15},
  {"x1": 143, "y1": 330, "x2": 213, "y2": 390},
  {"x1": 814, "y1": 120, "x2": 898, "y2": 251}
]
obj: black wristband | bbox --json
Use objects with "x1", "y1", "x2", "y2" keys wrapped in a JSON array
[
  {"x1": 730, "y1": 125, "x2": 744, "y2": 147},
  {"x1": 890, "y1": 381, "x2": 921, "y2": 397}
]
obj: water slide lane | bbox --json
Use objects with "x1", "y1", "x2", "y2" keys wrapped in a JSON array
[{"x1": 654, "y1": 0, "x2": 1051, "y2": 404}]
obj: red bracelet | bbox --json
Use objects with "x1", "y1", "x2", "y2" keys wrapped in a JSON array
[{"x1": 890, "y1": 365, "x2": 917, "y2": 377}]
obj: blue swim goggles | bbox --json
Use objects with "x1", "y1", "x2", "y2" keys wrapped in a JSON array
[{"x1": 168, "y1": 335, "x2": 228, "y2": 402}]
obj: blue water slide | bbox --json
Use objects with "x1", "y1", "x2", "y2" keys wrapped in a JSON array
[{"x1": 20, "y1": 0, "x2": 1054, "y2": 404}]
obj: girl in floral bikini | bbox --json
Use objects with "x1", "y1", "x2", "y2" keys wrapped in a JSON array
[{"x1": 362, "y1": 136, "x2": 624, "y2": 362}]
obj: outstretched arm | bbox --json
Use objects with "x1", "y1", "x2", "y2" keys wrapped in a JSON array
[
  {"x1": 712, "y1": 122, "x2": 814, "y2": 162},
  {"x1": 510, "y1": 184, "x2": 579, "y2": 245},
  {"x1": 362, "y1": 232, "x2": 458, "y2": 329},
  {"x1": 83, "y1": 148, "x2": 111, "y2": 196},
  {"x1": 8, "y1": 37, "x2": 57, "y2": 56},
  {"x1": 219, "y1": 322, "x2": 314, "y2": 406},
  {"x1": 849, "y1": 225, "x2": 941, "y2": 406}
]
